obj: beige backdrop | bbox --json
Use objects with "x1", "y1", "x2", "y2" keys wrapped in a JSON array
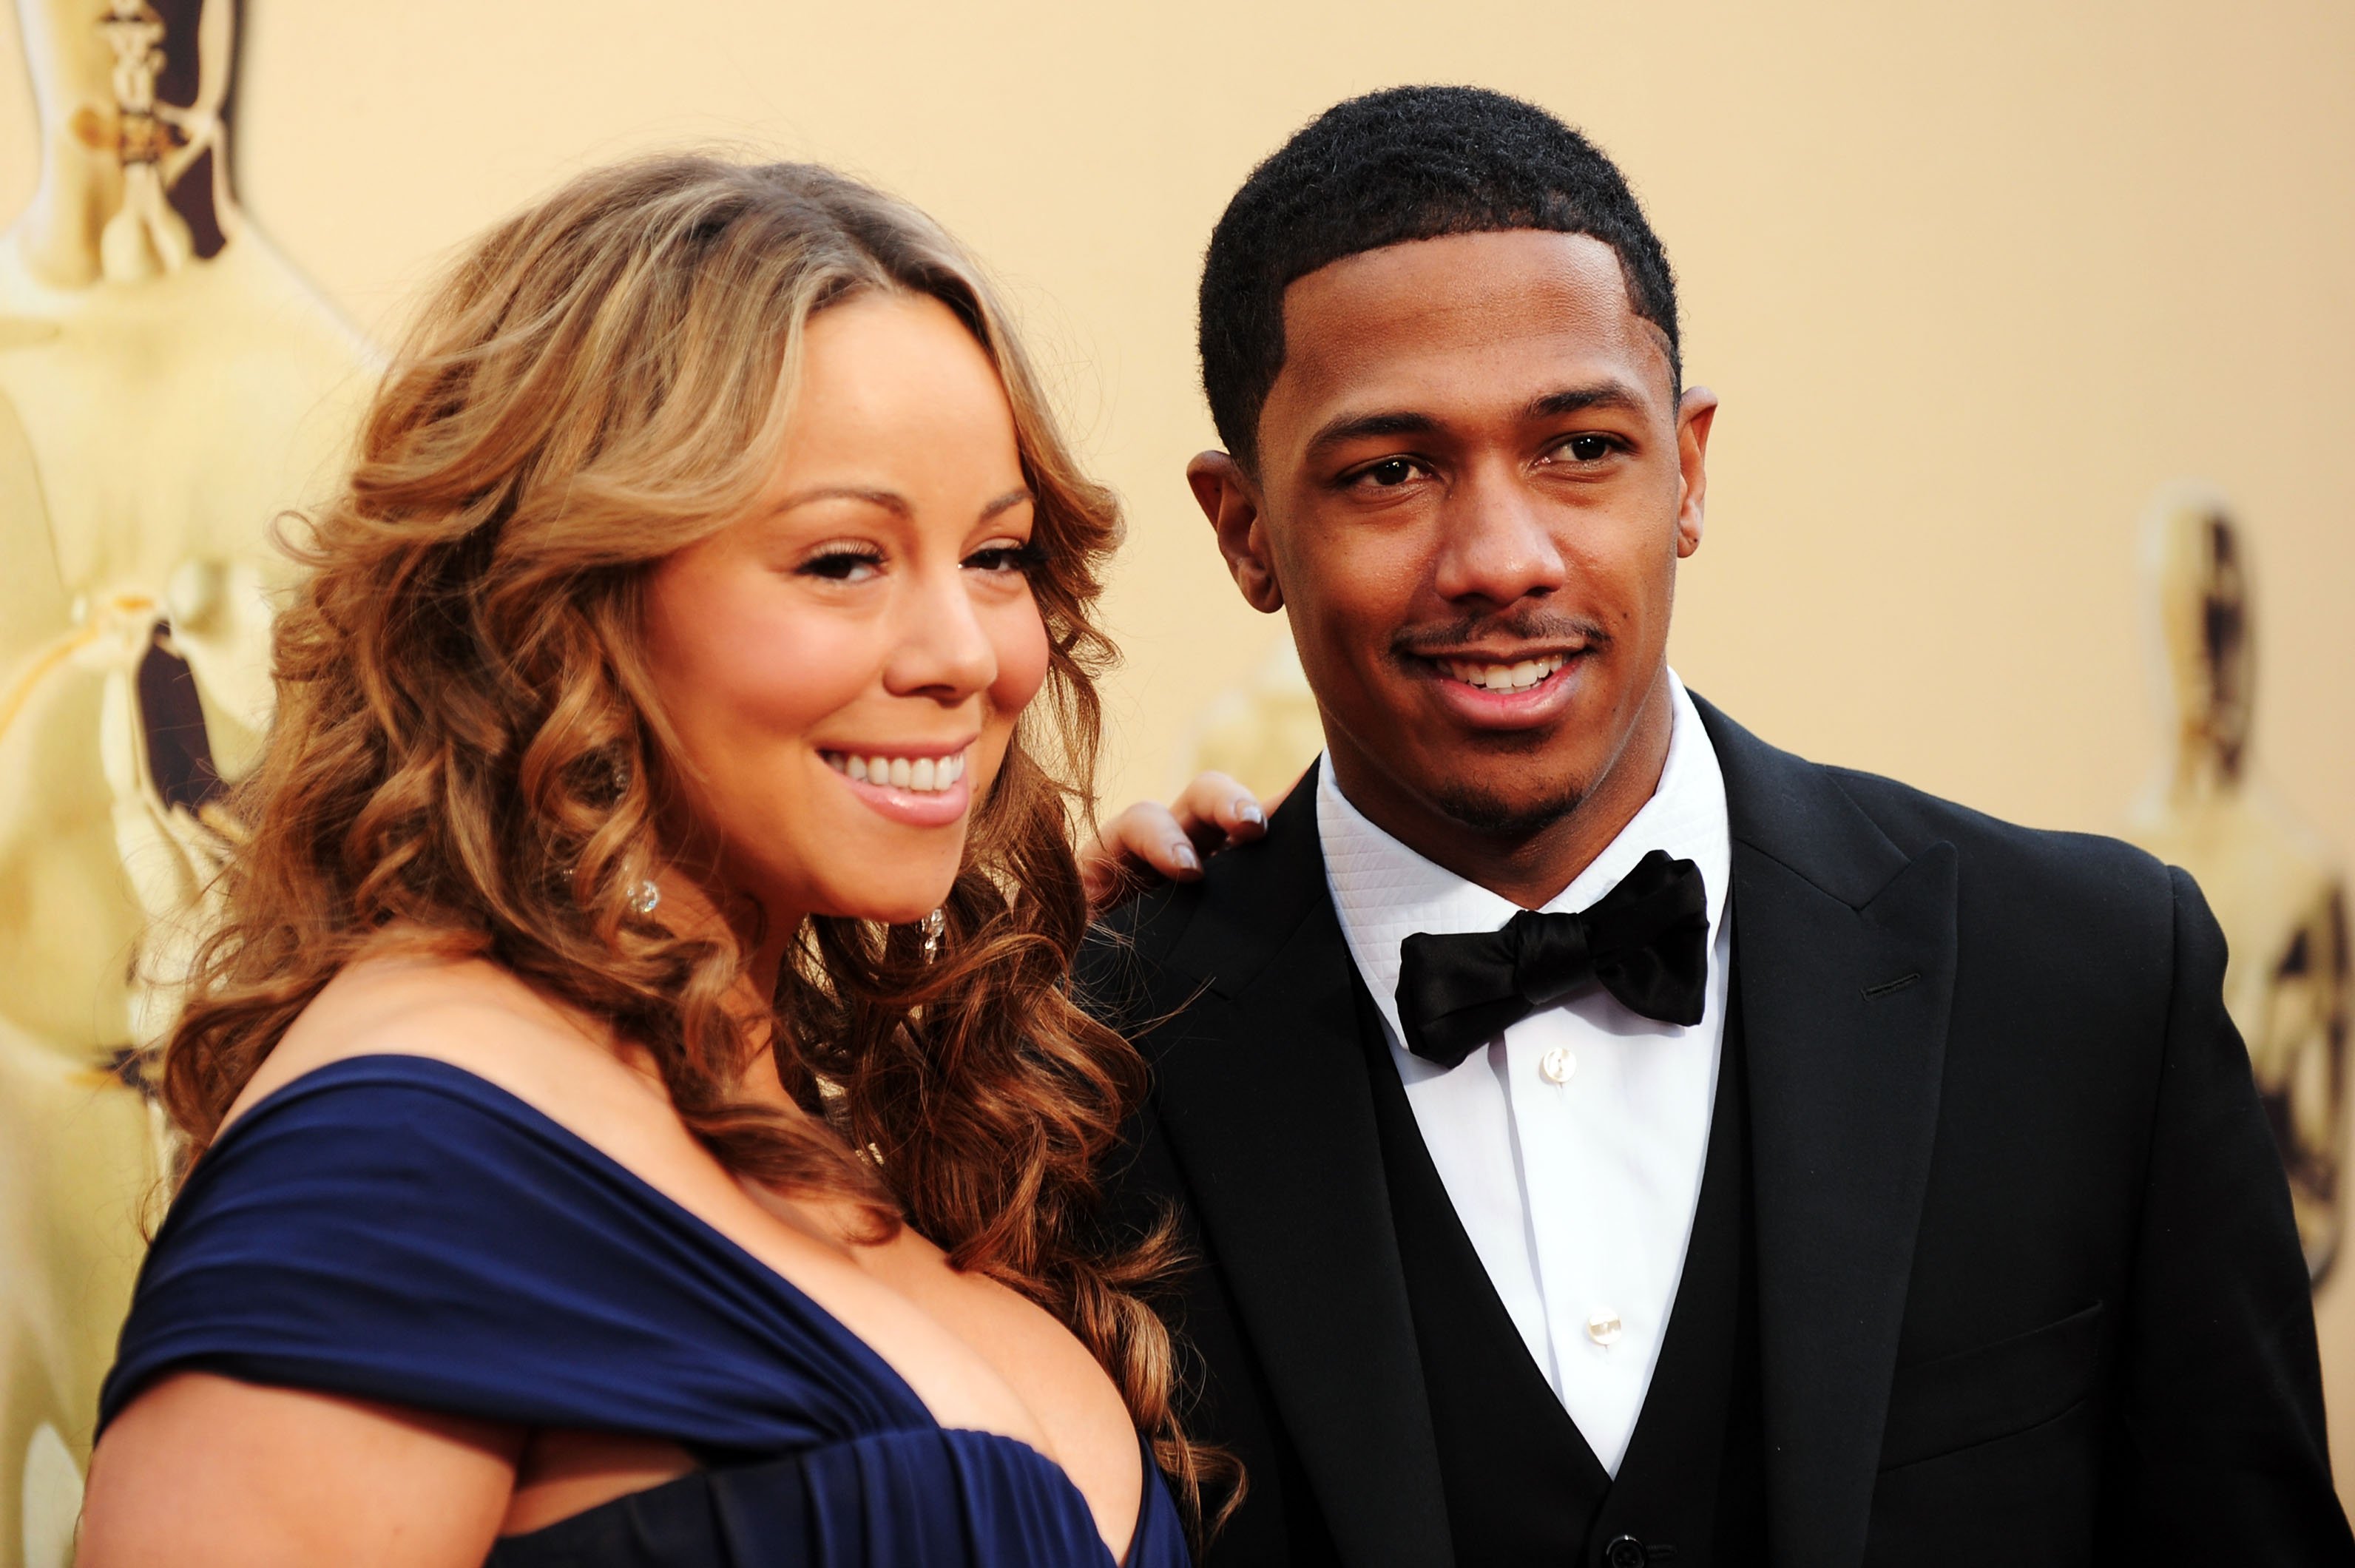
[{"x1": 5, "y1": 0, "x2": 2352, "y2": 1497}]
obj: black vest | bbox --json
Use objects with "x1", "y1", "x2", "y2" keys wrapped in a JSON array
[{"x1": 1356, "y1": 979, "x2": 1767, "y2": 1568}]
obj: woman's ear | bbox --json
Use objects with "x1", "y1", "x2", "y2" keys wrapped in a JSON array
[{"x1": 1186, "y1": 450, "x2": 1283, "y2": 614}]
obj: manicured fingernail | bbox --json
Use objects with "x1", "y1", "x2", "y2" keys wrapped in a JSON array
[
  {"x1": 1174, "y1": 842, "x2": 1202, "y2": 873},
  {"x1": 1238, "y1": 801, "x2": 1265, "y2": 827}
]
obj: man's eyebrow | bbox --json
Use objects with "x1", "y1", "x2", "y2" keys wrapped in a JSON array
[
  {"x1": 1526, "y1": 382, "x2": 1649, "y2": 419},
  {"x1": 1304, "y1": 382, "x2": 1652, "y2": 460},
  {"x1": 1303, "y1": 409, "x2": 1444, "y2": 459}
]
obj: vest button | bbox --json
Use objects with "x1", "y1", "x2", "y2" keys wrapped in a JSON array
[{"x1": 1604, "y1": 1535, "x2": 1649, "y2": 1568}]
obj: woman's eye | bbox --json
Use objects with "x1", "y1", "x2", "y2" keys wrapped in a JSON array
[
  {"x1": 965, "y1": 542, "x2": 1043, "y2": 575},
  {"x1": 799, "y1": 549, "x2": 883, "y2": 583},
  {"x1": 1551, "y1": 434, "x2": 1617, "y2": 464},
  {"x1": 1354, "y1": 458, "x2": 1426, "y2": 489}
]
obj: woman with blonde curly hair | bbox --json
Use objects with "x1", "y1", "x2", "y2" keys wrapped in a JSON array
[{"x1": 75, "y1": 156, "x2": 1221, "y2": 1567}]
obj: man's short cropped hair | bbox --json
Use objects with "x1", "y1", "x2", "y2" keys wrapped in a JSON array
[{"x1": 1198, "y1": 85, "x2": 1681, "y2": 472}]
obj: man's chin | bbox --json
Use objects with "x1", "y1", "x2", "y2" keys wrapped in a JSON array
[{"x1": 1425, "y1": 778, "x2": 1589, "y2": 839}]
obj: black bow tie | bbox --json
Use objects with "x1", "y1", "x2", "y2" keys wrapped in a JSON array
[{"x1": 1395, "y1": 850, "x2": 1710, "y2": 1069}]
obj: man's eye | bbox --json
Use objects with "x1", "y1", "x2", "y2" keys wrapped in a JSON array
[
  {"x1": 1552, "y1": 434, "x2": 1616, "y2": 463},
  {"x1": 1356, "y1": 458, "x2": 1425, "y2": 489},
  {"x1": 799, "y1": 550, "x2": 882, "y2": 582}
]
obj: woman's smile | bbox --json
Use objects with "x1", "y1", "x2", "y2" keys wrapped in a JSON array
[{"x1": 820, "y1": 743, "x2": 975, "y2": 828}]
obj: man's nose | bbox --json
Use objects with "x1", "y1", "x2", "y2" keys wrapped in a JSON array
[
  {"x1": 885, "y1": 564, "x2": 998, "y2": 701},
  {"x1": 1430, "y1": 467, "x2": 1569, "y2": 609}
]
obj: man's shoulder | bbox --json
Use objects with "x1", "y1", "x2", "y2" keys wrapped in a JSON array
[
  {"x1": 1076, "y1": 878, "x2": 1209, "y2": 1033},
  {"x1": 1818, "y1": 757, "x2": 2166, "y2": 866},
  {"x1": 1078, "y1": 801, "x2": 1335, "y2": 1037},
  {"x1": 1824, "y1": 760, "x2": 2163, "y2": 881},
  {"x1": 1697, "y1": 698, "x2": 2186, "y2": 983},
  {"x1": 1803, "y1": 756, "x2": 2185, "y2": 963},
  {"x1": 1701, "y1": 696, "x2": 2177, "y2": 919},
  {"x1": 1087, "y1": 873, "x2": 1209, "y2": 971}
]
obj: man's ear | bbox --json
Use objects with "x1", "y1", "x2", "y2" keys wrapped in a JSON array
[
  {"x1": 1673, "y1": 386, "x2": 1719, "y2": 560},
  {"x1": 1186, "y1": 450, "x2": 1284, "y2": 614}
]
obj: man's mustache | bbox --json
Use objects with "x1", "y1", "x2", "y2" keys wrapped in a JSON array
[{"x1": 1390, "y1": 610, "x2": 1611, "y2": 658}]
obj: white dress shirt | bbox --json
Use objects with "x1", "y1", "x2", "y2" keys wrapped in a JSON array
[{"x1": 1316, "y1": 671, "x2": 1733, "y2": 1476}]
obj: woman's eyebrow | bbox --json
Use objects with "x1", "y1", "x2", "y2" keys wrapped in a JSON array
[
  {"x1": 980, "y1": 487, "x2": 1034, "y2": 520},
  {"x1": 770, "y1": 486, "x2": 1032, "y2": 520},
  {"x1": 773, "y1": 484, "x2": 911, "y2": 517}
]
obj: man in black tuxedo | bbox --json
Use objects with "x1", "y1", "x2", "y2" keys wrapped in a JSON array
[{"x1": 1084, "y1": 87, "x2": 2352, "y2": 1567}]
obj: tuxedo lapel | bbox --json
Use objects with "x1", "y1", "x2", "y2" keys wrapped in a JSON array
[
  {"x1": 1142, "y1": 765, "x2": 1453, "y2": 1568},
  {"x1": 1697, "y1": 698, "x2": 1958, "y2": 1568}
]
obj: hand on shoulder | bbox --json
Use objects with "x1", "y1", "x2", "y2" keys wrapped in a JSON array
[{"x1": 1081, "y1": 769, "x2": 1290, "y2": 908}]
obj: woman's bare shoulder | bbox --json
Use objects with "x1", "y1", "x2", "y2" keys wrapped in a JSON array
[
  {"x1": 201, "y1": 950, "x2": 1068, "y2": 1498},
  {"x1": 81, "y1": 1371, "x2": 521, "y2": 1568},
  {"x1": 223, "y1": 948, "x2": 675, "y2": 1153}
]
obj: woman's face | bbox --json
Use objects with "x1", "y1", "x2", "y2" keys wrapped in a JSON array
[{"x1": 643, "y1": 291, "x2": 1050, "y2": 928}]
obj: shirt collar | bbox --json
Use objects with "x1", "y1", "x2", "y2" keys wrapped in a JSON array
[{"x1": 1316, "y1": 670, "x2": 1732, "y2": 1045}]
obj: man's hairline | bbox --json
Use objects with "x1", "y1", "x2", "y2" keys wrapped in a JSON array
[{"x1": 1225, "y1": 230, "x2": 1682, "y2": 479}]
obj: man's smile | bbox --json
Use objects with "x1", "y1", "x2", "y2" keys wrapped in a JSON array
[
  {"x1": 1436, "y1": 651, "x2": 1571, "y2": 691},
  {"x1": 1408, "y1": 646, "x2": 1595, "y2": 730}
]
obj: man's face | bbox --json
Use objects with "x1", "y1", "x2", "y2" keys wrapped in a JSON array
[{"x1": 1199, "y1": 229, "x2": 1714, "y2": 845}]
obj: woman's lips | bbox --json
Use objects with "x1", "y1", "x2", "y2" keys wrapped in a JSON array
[{"x1": 822, "y1": 747, "x2": 973, "y2": 828}]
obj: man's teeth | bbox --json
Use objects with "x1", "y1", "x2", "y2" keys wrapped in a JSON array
[
  {"x1": 1441, "y1": 654, "x2": 1569, "y2": 692},
  {"x1": 823, "y1": 751, "x2": 968, "y2": 793}
]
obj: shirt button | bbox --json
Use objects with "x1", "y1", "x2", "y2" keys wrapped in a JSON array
[
  {"x1": 1539, "y1": 1047, "x2": 1577, "y2": 1084},
  {"x1": 1587, "y1": 1311, "x2": 1624, "y2": 1346},
  {"x1": 1604, "y1": 1535, "x2": 1651, "y2": 1568}
]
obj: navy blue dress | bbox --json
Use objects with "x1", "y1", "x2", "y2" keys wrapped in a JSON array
[{"x1": 98, "y1": 1055, "x2": 1189, "y2": 1568}]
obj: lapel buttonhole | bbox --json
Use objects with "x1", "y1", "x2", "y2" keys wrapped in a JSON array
[{"x1": 1862, "y1": 971, "x2": 1923, "y2": 999}]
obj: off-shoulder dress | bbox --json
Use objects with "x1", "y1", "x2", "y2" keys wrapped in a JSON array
[{"x1": 98, "y1": 1055, "x2": 1189, "y2": 1567}]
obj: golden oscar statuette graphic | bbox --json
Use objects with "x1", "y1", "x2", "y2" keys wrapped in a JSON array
[
  {"x1": 0, "y1": 3, "x2": 374, "y2": 1562},
  {"x1": 2126, "y1": 489, "x2": 2350, "y2": 1284}
]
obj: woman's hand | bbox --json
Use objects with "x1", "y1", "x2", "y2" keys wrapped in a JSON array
[{"x1": 1081, "y1": 770, "x2": 1294, "y2": 910}]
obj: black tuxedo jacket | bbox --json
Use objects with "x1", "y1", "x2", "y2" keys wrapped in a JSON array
[{"x1": 1084, "y1": 698, "x2": 2351, "y2": 1567}]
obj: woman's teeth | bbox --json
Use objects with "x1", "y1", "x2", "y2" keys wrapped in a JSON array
[
  {"x1": 824, "y1": 750, "x2": 967, "y2": 793},
  {"x1": 1441, "y1": 654, "x2": 1569, "y2": 692}
]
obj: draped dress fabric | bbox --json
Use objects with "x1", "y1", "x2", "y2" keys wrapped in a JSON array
[{"x1": 97, "y1": 1055, "x2": 1189, "y2": 1568}]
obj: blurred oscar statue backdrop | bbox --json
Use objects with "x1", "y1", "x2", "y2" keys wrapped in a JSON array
[
  {"x1": 0, "y1": 2, "x2": 372, "y2": 1563},
  {"x1": 2126, "y1": 491, "x2": 2348, "y2": 1282},
  {"x1": 0, "y1": 2, "x2": 2349, "y2": 1559}
]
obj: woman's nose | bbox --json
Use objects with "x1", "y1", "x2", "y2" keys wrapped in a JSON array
[{"x1": 884, "y1": 564, "x2": 998, "y2": 700}]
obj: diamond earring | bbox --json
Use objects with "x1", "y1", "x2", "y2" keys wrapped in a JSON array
[
  {"x1": 629, "y1": 879, "x2": 661, "y2": 916},
  {"x1": 919, "y1": 908, "x2": 945, "y2": 964}
]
